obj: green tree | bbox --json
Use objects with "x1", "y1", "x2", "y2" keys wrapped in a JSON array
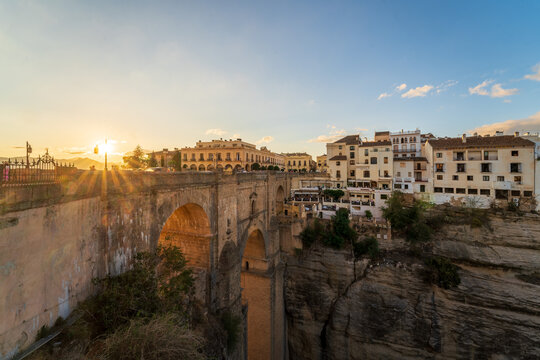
[
  {"x1": 251, "y1": 163, "x2": 261, "y2": 170},
  {"x1": 148, "y1": 152, "x2": 158, "y2": 167},
  {"x1": 171, "y1": 152, "x2": 182, "y2": 171},
  {"x1": 365, "y1": 210, "x2": 373, "y2": 220},
  {"x1": 382, "y1": 191, "x2": 432, "y2": 243},
  {"x1": 353, "y1": 236, "x2": 379, "y2": 260},
  {"x1": 123, "y1": 145, "x2": 147, "y2": 169},
  {"x1": 323, "y1": 189, "x2": 345, "y2": 202}
]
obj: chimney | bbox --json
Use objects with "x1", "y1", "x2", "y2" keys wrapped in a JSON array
[
  {"x1": 514, "y1": 131, "x2": 520, "y2": 137},
  {"x1": 461, "y1": 133, "x2": 466, "y2": 143}
]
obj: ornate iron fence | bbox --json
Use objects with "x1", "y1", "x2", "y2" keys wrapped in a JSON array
[{"x1": 1, "y1": 150, "x2": 75, "y2": 186}]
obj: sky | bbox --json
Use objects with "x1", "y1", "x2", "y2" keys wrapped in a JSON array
[{"x1": 1, "y1": 0, "x2": 540, "y2": 162}]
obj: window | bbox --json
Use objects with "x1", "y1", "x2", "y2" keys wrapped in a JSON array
[
  {"x1": 293, "y1": 160, "x2": 296, "y2": 165},
  {"x1": 349, "y1": 160, "x2": 354, "y2": 165},
  {"x1": 199, "y1": 154, "x2": 205, "y2": 160},
  {"x1": 454, "y1": 152, "x2": 465, "y2": 161},
  {"x1": 510, "y1": 163, "x2": 521, "y2": 173},
  {"x1": 236, "y1": 153, "x2": 240, "y2": 161},
  {"x1": 288, "y1": 161, "x2": 291, "y2": 165},
  {"x1": 381, "y1": 194, "x2": 388, "y2": 199},
  {"x1": 370, "y1": 157, "x2": 377, "y2": 164},
  {"x1": 350, "y1": 170, "x2": 355, "y2": 177},
  {"x1": 436, "y1": 153, "x2": 442, "y2": 158},
  {"x1": 483, "y1": 176, "x2": 490, "y2": 181},
  {"x1": 511, "y1": 150, "x2": 518, "y2": 156},
  {"x1": 444, "y1": 188, "x2": 454, "y2": 193},
  {"x1": 304, "y1": 160, "x2": 307, "y2": 166},
  {"x1": 468, "y1": 189, "x2": 478, "y2": 194},
  {"x1": 384, "y1": 170, "x2": 389, "y2": 177},
  {"x1": 434, "y1": 187, "x2": 443, "y2": 193},
  {"x1": 363, "y1": 170, "x2": 370, "y2": 178},
  {"x1": 364, "y1": 159, "x2": 368, "y2": 164},
  {"x1": 404, "y1": 184, "x2": 409, "y2": 189},
  {"x1": 350, "y1": 146, "x2": 355, "y2": 150},
  {"x1": 514, "y1": 176, "x2": 522, "y2": 184},
  {"x1": 453, "y1": 175, "x2": 459, "y2": 180},
  {"x1": 336, "y1": 171, "x2": 341, "y2": 178},
  {"x1": 218, "y1": 153, "x2": 222, "y2": 161},
  {"x1": 524, "y1": 191, "x2": 532, "y2": 197},
  {"x1": 457, "y1": 164, "x2": 466, "y2": 173},
  {"x1": 191, "y1": 154, "x2": 196, "y2": 160},
  {"x1": 350, "y1": 152, "x2": 355, "y2": 159},
  {"x1": 384, "y1": 157, "x2": 388, "y2": 164},
  {"x1": 226, "y1": 153, "x2": 231, "y2": 160},
  {"x1": 436, "y1": 163, "x2": 444, "y2": 172},
  {"x1": 437, "y1": 175, "x2": 443, "y2": 180},
  {"x1": 183, "y1": 154, "x2": 188, "y2": 161},
  {"x1": 511, "y1": 190, "x2": 520, "y2": 196},
  {"x1": 394, "y1": 184, "x2": 402, "y2": 189},
  {"x1": 420, "y1": 185, "x2": 425, "y2": 192},
  {"x1": 467, "y1": 175, "x2": 473, "y2": 181},
  {"x1": 468, "y1": 151, "x2": 481, "y2": 161},
  {"x1": 364, "y1": 149, "x2": 369, "y2": 156},
  {"x1": 336, "y1": 161, "x2": 340, "y2": 166},
  {"x1": 480, "y1": 189, "x2": 491, "y2": 195},
  {"x1": 338, "y1": 146, "x2": 342, "y2": 149},
  {"x1": 456, "y1": 188, "x2": 466, "y2": 194},
  {"x1": 481, "y1": 163, "x2": 491, "y2": 173},
  {"x1": 497, "y1": 176, "x2": 505, "y2": 182}
]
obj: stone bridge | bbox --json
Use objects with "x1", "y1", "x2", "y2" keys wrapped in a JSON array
[{"x1": 0, "y1": 171, "x2": 310, "y2": 359}]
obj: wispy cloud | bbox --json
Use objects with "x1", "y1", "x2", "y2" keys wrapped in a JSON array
[
  {"x1": 395, "y1": 83, "x2": 407, "y2": 92},
  {"x1": 377, "y1": 83, "x2": 407, "y2": 100},
  {"x1": 436, "y1": 80, "x2": 458, "y2": 94},
  {"x1": 308, "y1": 126, "x2": 346, "y2": 143},
  {"x1": 401, "y1": 85, "x2": 433, "y2": 98},
  {"x1": 307, "y1": 99, "x2": 316, "y2": 106},
  {"x1": 468, "y1": 110, "x2": 540, "y2": 135},
  {"x1": 524, "y1": 63, "x2": 540, "y2": 81},
  {"x1": 469, "y1": 80, "x2": 518, "y2": 98},
  {"x1": 205, "y1": 128, "x2": 227, "y2": 136},
  {"x1": 256, "y1": 136, "x2": 274, "y2": 144}
]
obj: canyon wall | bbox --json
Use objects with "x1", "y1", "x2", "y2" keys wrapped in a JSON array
[{"x1": 285, "y1": 211, "x2": 540, "y2": 359}]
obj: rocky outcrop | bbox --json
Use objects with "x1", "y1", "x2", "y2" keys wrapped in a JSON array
[{"x1": 285, "y1": 212, "x2": 540, "y2": 359}]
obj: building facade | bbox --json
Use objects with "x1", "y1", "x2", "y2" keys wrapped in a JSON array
[
  {"x1": 390, "y1": 129, "x2": 422, "y2": 158},
  {"x1": 282, "y1": 153, "x2": 314, "y2": 172},
  {"x1": 181, "y1": 139, "x2": 285, "y2": 171},
  {"x1": 424, "y1": 134, "x2": 535, "y2": 204},
  {"x1": 316, "y1": 155, "x2": 328, "y2": 173}
]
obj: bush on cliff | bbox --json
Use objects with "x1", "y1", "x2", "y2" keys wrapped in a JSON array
[
  {"x1": 382, "y1": 192, "x2": 432, "y2": 243},
  {"x1": 353, "y1": 236, "x2": 379, "y2": 260},
  {"x1": 85, "y1": 245, "x2": 194, "y2": 335},
  {"x1": 299, "y1": 219, "x2": 325, "y2": 248},
  {"x1": 423, "y1": 256, "x2": 461, "y2": 289}
]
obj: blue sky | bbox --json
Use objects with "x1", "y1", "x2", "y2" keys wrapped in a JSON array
[{"x1": 1, "y1": 0, "x2": 540, "y2": 161}]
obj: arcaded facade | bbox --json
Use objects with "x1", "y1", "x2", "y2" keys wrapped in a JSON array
[{"x1": 181, "y1": 139, "x2": 285, "y2": 171}]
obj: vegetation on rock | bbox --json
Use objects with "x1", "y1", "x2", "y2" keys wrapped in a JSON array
[
  {"x1": 353, "y1": 236, "x2": 379, "y2": 260},
  {"x1": 423, "y1": 256, "x2": 461, "y2": 289}
]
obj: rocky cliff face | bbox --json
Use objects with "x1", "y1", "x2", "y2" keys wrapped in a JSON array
[{"x1": 285, "y1": 211, "x2": 540, "y2": 359}]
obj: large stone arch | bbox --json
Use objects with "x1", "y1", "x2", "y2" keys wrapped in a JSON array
[{"x1": 159, "y1": 202, "x2": 212, "y2": 302}]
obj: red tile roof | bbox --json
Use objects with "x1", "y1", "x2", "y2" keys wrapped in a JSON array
[
  {"x1": 358, "y1": 140, "x2": 392, "y2": 147},
  {"x1": 329, "y1": 155, "x2": 347, "y2": 161},
  {"x1": 428, "y1": 135, "x2": 534, "y2": 149},
  {"x1": 334, "y1": 135, "x2": 359, "y2": 144}
]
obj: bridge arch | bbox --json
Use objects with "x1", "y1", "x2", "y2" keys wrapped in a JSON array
[
  {"x1": 159, "y1": 203, "x2": 212, "y2": 302},
  {"x1": 240, "y1": 225, "x2": 271, "y2": 360}
]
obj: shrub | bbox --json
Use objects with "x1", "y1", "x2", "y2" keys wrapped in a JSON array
[
  {"x1": 251, "y1": 163, "x2": 260, "y2": 170},
  {"x1": 353, "y1": 237, "x2": 379, "y2": 260},
  {"x1": 332, "y1": 208, "x2": 357, "y2": 243},
  {"x1": 365, "y1": 210, "x2": 373, "y2": 220},
  {"x1": 424, "y1": 257, "x2": 461, "y2": 289},
  {"x1": 507, "y1": 201, "x2": 519, "y2": 212},
  {"x1": 84, "y1": 245, "x2": 193, "y2": 335},
  {"x1": 221, "y1": 311, "x2": 242, "y2": 352},
  {"x1": 382, "y1": 192, "x2": 432, "y2": 243},
  {"x1": 299, "y1": 219, "x2": 325, "y2": 248},
  {"x1": 102, "y1": 314, "x2": 206, "y2": 360}
]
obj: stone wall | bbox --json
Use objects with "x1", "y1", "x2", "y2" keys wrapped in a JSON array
[{"x1": 0, "y1": 171, "x2": 298, "y2": 359}]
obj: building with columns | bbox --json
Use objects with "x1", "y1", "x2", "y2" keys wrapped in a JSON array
[{"x1": 181, "y1": 138, "x2": 285, "y2": 171}]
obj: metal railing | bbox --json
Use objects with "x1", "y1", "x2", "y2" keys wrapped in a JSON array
[{"x1": 1, "y1": 151, "x2": 75, "y2": 186}]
